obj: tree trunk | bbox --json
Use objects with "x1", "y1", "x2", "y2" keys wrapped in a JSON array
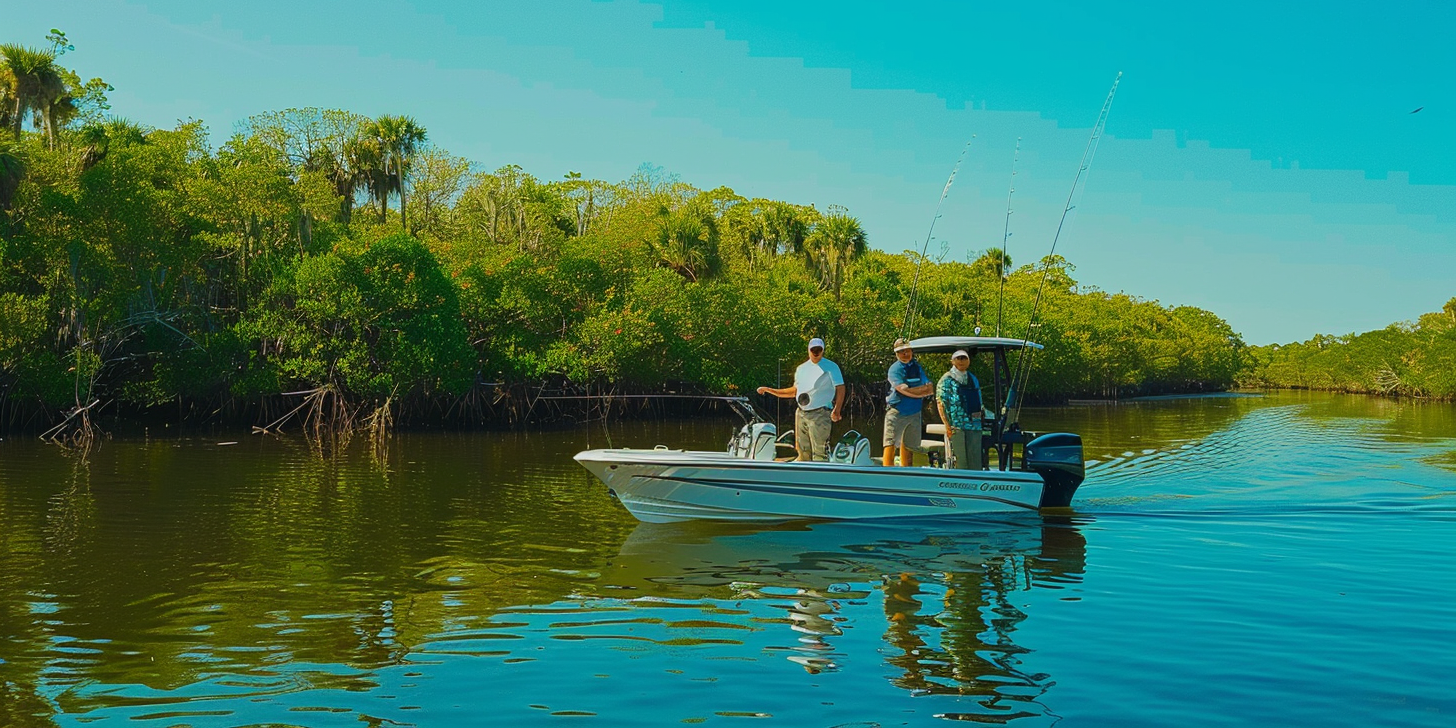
[
  {"x1": 42, "y1": 105, "x2": 56, "y2": 149},
  {"x1": 398, "y1": 158, "x2": 408, "y2": 233},
  {"x1": 298, "y1": 210, "x2": 312, "y2": 255}
]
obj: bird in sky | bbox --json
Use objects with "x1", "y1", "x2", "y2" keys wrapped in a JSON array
[{"x1": 1410, "y1": 107, "x2": 1423, "y2": 114}]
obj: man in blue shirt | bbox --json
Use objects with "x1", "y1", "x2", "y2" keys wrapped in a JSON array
[{"x1": 883, "y1": 338, "x2": 934, "y2": 467}]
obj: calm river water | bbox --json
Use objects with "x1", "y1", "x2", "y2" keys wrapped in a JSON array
[{"x1": 1, "y1": 392, "x2": 1453, "y2": 727}]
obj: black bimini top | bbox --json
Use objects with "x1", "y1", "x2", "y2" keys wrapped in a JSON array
[{"x1": 906, "y1": 336, "x2": 1043, "y2": 354}]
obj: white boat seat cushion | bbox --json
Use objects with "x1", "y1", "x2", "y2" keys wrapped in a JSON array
[{"x1": 829, "y1": 432, "x2": 874, "y2": 465}]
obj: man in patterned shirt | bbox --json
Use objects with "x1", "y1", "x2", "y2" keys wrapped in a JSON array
[{"x1": 935, "y1": 349, "x2": 983, "y2": 470}]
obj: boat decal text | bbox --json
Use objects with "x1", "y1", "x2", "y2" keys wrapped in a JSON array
[{"x1": 938, "y1": 481, "x2": 1021, "y2": 493}]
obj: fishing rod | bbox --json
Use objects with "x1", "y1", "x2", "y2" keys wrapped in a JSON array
[
  {"x1": 901, "y1": 137, "x2": 974, "y2": 339},
  {"x1": 995, "y1": 137, "x2": 1022, "y2": 338},
  {"x1": 1006, "y1": 72, "x2": 1122, "y2": 425}
]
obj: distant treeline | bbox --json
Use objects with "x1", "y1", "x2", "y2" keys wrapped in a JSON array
[
  {"x1": 0, "y1": 38, "x2": 1246, "y2": 436},
  {"x1": 1240, "y1": 299, "x2": 1456, "y2": 400}
]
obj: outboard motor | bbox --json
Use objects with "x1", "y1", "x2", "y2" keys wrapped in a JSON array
[{"x1": 1024, "y1": 433, "x2": 1085, "y2": 508}]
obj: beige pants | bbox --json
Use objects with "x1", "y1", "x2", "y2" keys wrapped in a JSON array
[
  {"x1": 947, "y1": 425, "x2": 983, "y2": 470},
  {"x1": 795, "y1": 407, "x2": 832, "y2": 461}
]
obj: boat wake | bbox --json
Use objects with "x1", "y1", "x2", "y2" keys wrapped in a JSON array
[{"x1": 1077, "y1": 404, "x2": 1456, "y2": 514}]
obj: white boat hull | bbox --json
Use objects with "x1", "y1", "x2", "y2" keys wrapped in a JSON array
[{"x1": 574, "y1": 448, "x2": 1046, "y2": 523}]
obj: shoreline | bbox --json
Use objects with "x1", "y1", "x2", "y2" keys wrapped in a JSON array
[{"x1": 22, "y1": 383, "x2": 1391, "y2": 442}]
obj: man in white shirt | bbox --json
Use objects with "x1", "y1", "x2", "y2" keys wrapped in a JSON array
[{"x1": 757, "y1": 337, "x2": 845, "y2": 461}]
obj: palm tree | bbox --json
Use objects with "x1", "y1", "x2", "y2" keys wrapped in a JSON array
[
  {"x1": 343, "y1": 134, "x2": 391, "y2": 223},
  {"x1": 0, "y1": 45, "x2": 66, "y2": 145},
  {"x1": 363, "y1": 115, "x2": 426, "y2": 231},
  {"x1": 803, "y1": 212, "x2": 867, "y2": 298},
  {"x1": 651, "y1": 202, "x2": 720, "y2": 282},
  {"x1": 761, "y1": 201, "x2": 810, "y2": 257},
  {"x1": 970, "y1": 248, "x2": 1012, "y2": 279},
  {"x1": 303, "y1": 135, "x2": 373, "y2": 224},
  {"x1": 77, "y1": 118, "x2": 148, "y2": 172}
]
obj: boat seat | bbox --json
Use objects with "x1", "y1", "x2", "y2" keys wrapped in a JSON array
[
  {"x1": 926, "y1": 423, "x2": 947, "y2": 436},
  {"x1": 919, "y1": 437, "x2": 945, "y2": 468},
  {"x1": 829, "y1": 430, "x2": 874, "y2": 465}
]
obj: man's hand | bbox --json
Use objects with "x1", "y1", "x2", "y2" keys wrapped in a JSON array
[
  {"x1": 831, "y1": 409, "x2": 842, "y2": 423},
  {"x1": 756, "y1": 386, "x2": 770, "y2": 395}
]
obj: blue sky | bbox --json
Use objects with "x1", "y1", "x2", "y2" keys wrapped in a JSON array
[{"x1": 10, "y1": 0, "x2": 1454, "y2": 343}]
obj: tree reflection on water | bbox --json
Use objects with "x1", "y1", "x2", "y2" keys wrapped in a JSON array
[{"x1": 605, "y1": 516, "x2": 1088, "y2": 721}]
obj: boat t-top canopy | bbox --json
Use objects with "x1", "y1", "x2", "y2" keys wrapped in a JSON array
[{"x1": 906, "y1": 336, "x2": 1043, "y2": 354}]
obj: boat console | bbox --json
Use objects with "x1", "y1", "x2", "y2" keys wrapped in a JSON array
[
  {"x1": 907, "y1": 336, "x2": 1086, "y2": 506},
  {"x1": 728, "y1": 421, "x2": 778, "y2": 460}
]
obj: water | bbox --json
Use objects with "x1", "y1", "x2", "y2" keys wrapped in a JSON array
[{"x1": 1, "y1": 391, "x2": 1452, "y2": 726}]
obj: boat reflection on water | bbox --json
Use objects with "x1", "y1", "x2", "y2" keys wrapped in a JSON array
[{"x1": 603, "y1": 515, "x2": 1089, "y2": 721}]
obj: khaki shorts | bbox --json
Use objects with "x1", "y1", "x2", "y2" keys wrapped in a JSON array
[
  {"x1": 795, "y1": 407, "x2": 832, "y2": 461},
  {"x1": 883, "y1": 408, "x2": 923, "y2": 449}
]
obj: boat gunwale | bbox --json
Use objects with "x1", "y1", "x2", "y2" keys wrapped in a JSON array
[{"x1": 574, "y1": 448, "x2": 1045, "y2": 482}]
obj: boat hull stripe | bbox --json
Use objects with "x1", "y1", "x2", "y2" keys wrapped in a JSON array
[
  {"x1": 578, "y1": 453, "x2": 1041, "y2": 482},
  {"x1": 635, "y1": 474, "x2": 1040, "y2": 511}
]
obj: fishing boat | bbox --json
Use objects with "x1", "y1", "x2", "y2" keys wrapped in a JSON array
[
  {"x1": 576, "y1": 77, "x2": 1122, "y2": 524},
  {"x1": 574, "y1": 336, "x2": 1086, "y2": 523}
]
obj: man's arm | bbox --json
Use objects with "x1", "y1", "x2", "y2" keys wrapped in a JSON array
[
  {"x1": 756, "y1": 385, "x2": 798, "y2": 399},
  {"x1": 895, "y1": 383, "x2": 936, "y2": 398},
  {"x1": 831, "y1": 384, "x2": 845, "y2": 422}
]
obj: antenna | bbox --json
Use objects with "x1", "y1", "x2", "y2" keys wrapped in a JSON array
[
  {"x1": 1007, "y1": 72, "x2": 1121, "y2": 423},
  {"x1": 901, "y1": 137, "x2": 973, "y2": 339},
  {"x1": 996, "y1": 137, "x2": 1021, "y2": 337}
]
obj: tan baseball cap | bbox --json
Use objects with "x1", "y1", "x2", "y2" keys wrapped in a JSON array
[{"x1": 892, "y1": 338, "x2": 912, "y2": 352}]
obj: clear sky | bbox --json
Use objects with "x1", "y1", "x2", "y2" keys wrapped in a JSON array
[{"x1": 9, "y1": 0, "x2": 1454, "y2": 344}]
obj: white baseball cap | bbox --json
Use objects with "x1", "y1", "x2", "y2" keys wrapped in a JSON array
[
  {"x1": 808, "y1": 337, "x2": 826, "y2": 351},
  {"x1": 952, "y1": 349, "x2": 971, "y2": 359}
]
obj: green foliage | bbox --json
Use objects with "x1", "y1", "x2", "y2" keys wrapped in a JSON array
[
  {"x1": 243, "y1": 233, "x2": 473, "y2": 398},
  {"x1": 0, "y1": 137, "x2": 24, "y2": 214},
  {"x1": 1241, "y1": 298, "x2": 1456, "y2": 399},
  {"x1": 0, "y1": 47, "x2": 1260, "y2": 425}
]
